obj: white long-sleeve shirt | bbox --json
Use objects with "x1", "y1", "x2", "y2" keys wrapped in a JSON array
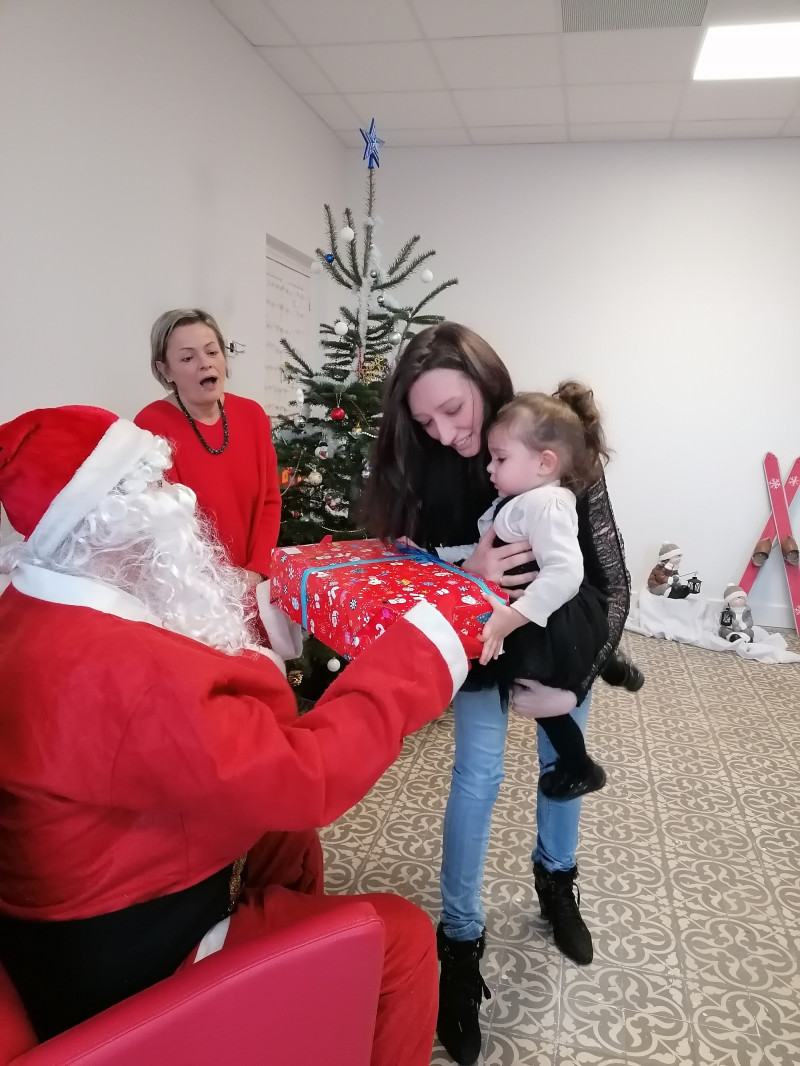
[{"x1": 477, "y1": 483, "x2": 584, "y2": 627}]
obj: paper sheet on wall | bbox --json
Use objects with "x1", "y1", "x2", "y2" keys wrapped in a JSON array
[{"x1": 265, "y1": 245, "x2": 312, "y2": 419}]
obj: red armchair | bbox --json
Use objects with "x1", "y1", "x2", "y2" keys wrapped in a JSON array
[{"x1": 0, "y1": 902, "x2": 384, "y2": 1066}]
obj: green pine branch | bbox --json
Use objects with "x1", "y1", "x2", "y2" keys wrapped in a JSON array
[
  {"x1": 386, "y1": 235, "x2": 421, "y2": 277},
  {"x1": 386, "y1": 249, "x2": 435, "y2": 287},
  {"x1": 407, "y1": 277, "x2": 459, "y2": 320}
]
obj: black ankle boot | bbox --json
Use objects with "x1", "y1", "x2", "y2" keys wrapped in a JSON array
[
  {"x1": 600, "y1": 651, "x2": 645, "y2": 692},
  {"x1": 533, "y1": 863, "x2": 593, "y2": 965},
  {"x1": 436, "y1": 923, "x2": 491, "y2": 1066},
  {"x1": 539, "y1": 758, "x2": 606, "y2": 801}
]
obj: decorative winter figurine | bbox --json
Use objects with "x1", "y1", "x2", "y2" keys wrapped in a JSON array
[
  {"x1": 718, "y1": 584, "x2": 755, "y2": 642},
  {"x1": 647, "y1": 542, "x2": 695, "y2": 599}
]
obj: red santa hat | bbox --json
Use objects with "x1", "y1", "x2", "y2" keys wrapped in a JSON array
[{"x1": 0, "y1": 406, "x2": 157, "y2": 558}]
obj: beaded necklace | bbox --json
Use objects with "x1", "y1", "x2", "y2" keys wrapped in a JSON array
[{"x1": 174, "y1": 391, "x2": 229, "y2": 455}]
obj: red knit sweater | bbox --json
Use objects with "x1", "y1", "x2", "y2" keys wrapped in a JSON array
[{"x1": 134, "y1": 394, "x2": 280, "y2": 576}]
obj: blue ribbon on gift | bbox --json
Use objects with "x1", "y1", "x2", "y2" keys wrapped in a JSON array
[{"x1": 299, "y1": 542, "x2": 499, "y2": 630}]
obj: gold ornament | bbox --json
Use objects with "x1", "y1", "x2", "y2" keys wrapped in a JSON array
[
  {"x1": 288, "y1": 669, "x2": 304, "y2": 687},
  {"x1": 359, "y1": 352, "x2": 388, "y2": 384}
]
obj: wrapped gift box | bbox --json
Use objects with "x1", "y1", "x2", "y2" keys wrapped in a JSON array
[{"x1": 270, "y1": 538, "x2": 508, "y2": 661}]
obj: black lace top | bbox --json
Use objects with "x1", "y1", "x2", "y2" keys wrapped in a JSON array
[
  {"x1": 421, "y1": 470, "x2": 630, "y2": 695},
  {"x1": 573, "y1": 474, "x2": 630, "y2": 695}
]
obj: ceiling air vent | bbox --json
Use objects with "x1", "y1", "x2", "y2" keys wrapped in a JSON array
[{"x1": 561, "y1": 0, "x2": 707, "y2": 32}]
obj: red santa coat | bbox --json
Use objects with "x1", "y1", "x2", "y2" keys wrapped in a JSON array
[{"x1": 0, "y1": 564, "x2": 466, "y2": 921}]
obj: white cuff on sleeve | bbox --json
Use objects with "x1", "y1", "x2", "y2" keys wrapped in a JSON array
[{"x1": 403, "y1": 601, "x2": 469, "y2": 699}]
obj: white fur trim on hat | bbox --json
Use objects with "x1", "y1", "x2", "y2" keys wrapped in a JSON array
[
  {"x1": 658, "y1": 542, "x2": 682, "y2": 562},
  {"x1": 27, "y1": 419, "x2": 157, "y2": 560}
]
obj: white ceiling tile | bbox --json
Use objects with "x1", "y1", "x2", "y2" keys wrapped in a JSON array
[
  {"x1": 564, "y1": 28, "x2": 702, "y2": 83},
  {"x1": 673, "y1": 118, "x2": 786, "y2": 137},
  {"x1": 568, "y1": 82, "x2": 684, "y2": 122},
  {"x1": 705, "y1": 0, "x2": 800, "y2": 25},
  {"x1": 344, "y1": 91, "x2": 463, "y2": 128},
  {"x1": 267, "y1": 0, "x2": 421, "y2": 45},
  {"x1": 310, "y1": 42, "x2": 444, "y2": 93},
  {"x1": 214, "y1": 1, "x2": 798, "y2": 144},
  {"x1": 302, "y1": 93, "x2": 362, "y2": 131},
  {"x1": 411, "y1": 0, "x2": 562, "y2": 38},
  {"x1": 680, "y1": 80, "x2": 800, "y2": 120},
  {"x1": 453, "y1": 86, "x2": 566, "y2": 125},
  {"x1": 257, "y1": 47, "x2": 335, "y2": 94},
  {"x1": 569, "y1": 121, "x2": 674, "y2": 140},
  {"x1": 212, "y1": 0, "x2": 295, "y2": 45},
  {"x1": 431, "y1": 35, "x2": 561, "y2": 89},
  {"x1": 469, "y1": 124, "x2": 568, "y2": 143}
]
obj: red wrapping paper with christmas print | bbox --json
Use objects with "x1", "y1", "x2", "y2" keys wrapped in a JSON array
[{"x1": 269, "y1": 538, "x2": 509, "y2": 661}]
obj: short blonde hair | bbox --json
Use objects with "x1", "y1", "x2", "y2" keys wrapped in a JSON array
[{"x1": 150, "y1": 308, "x2": 228, "y2": 390}]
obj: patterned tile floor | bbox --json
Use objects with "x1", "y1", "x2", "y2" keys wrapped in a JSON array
[{"x1": 320, "y1": 632, "x2": 800, "y2": 1065}]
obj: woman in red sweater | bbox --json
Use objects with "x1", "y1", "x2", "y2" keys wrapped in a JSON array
[{"x1": 135, "y1": 309, "x2": 281, "y2": 602}]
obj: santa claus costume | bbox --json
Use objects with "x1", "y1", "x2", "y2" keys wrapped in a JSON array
[{"x1": 0, "y1": 406, "x2": 469, "y2": 1066}]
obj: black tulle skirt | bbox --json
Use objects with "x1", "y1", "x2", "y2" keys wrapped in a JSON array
[
  {"x1": 496, "y1": 577, "x2": 609, "y2": 700},
  {"x1": 466, "y1": 541, "x2": 609, "y2": 703}
]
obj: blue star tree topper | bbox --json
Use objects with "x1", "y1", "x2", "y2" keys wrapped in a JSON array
[{"x1": 360, "y1": 118, "x2": 385, "y2": 169}]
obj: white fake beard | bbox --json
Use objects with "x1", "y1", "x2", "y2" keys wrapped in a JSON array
[{"x1": 1, "y1": 439, "x2": 254, "y2": 655}]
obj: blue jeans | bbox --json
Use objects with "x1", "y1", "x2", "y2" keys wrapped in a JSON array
[{"x1": 440, "y1": 687, "x2": 592, "y2": 941}]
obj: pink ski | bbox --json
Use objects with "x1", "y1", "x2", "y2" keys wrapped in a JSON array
[
  {"x1": 763, "y1": 453, "x2": 800, "y2": 636},
  {"x1": 740, "y1": 455, "x2": 800, "y2": 594}
]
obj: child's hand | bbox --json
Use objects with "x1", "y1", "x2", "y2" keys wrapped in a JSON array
[
  {"x1": 478, "y1": 595, "x2": 528, "y2": 666},
  {"x1": 396, "y1": 536, "x2": 420, "y2": 549}
]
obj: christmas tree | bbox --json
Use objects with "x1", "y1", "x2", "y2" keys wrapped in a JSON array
[{"x1": 273, "y1": 120, "x2": 457, "y2": 702}]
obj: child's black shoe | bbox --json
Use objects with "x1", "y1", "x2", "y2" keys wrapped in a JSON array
[
  {"x1": 601, "y1": 651, "x2": 645, "y2": 692},
  {"x1": 540, "y1": 759, "x2": 607, "y2": 801}
]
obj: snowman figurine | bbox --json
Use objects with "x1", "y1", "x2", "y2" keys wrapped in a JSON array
[
  {"x1": 647, "y1": 542, "x2": 693, "y2": 599},
  {"x1": 718, "y1": 584, "x2": 754, "y2": 643}
]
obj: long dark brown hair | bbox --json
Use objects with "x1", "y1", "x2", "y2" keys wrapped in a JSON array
[
  {"x1": 493, "y1": 382, "x2": 610, "y2": 495},
  {"x1": 360, "y1": 322, "x2": 513, "y2": 545}
]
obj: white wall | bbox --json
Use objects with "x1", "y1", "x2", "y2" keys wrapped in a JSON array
[
  {"x1": 0, "y1": 0, "x2": 346, "y2": 422},
  {"x1": 359, "y1": 141, "x2": 800, "y2": 626}
]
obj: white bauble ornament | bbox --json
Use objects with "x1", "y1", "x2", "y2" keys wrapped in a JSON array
[
  {"x1": 389, "y1": 331, "x2": 402, "y2": 344},
  {"x1": 420, "y1": 268, "x2": 434, "y2": 284},
  {"x1": 326, "y1": 658, "x2": 341, "y2": 672},
  {"x1": 340, "y1": 226, "x2": 355, "y2": 243},
  {"x1": 306, "y1": 469, "x2": 322, "y2": 486},
  {"x1": 333, "y1": 320, "x2": 349, "y2": 336}
]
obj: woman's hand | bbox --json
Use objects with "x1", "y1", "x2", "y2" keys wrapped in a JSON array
[
  {"x1": 243, "y1": 569, "x2": 265, "y2": 589},
  {"x1": 462, "y1": 528, "x2": 535, "y2": 600}
]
